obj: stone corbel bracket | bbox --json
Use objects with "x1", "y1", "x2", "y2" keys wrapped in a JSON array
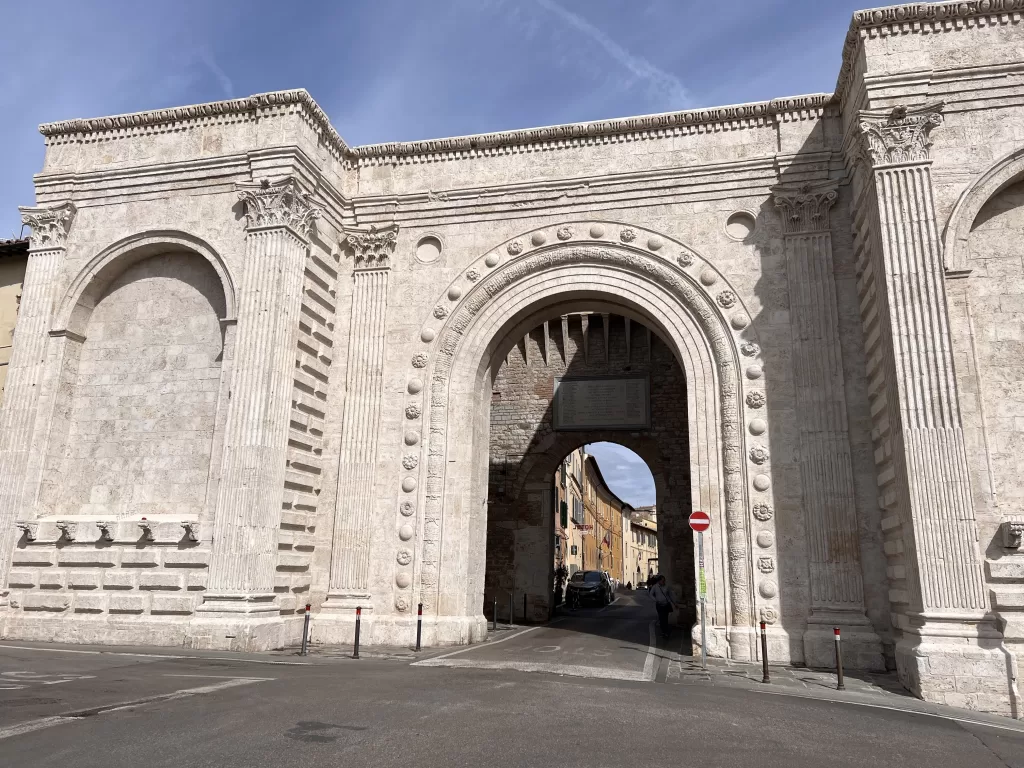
[
  {"x1": 15, "y1": 522, "x2": 39, "y2": 542},
  {"x1": 343, "y1": 224, "x2": 399, "y2": 270},
  {"x1": 181, "y1": 521, "x2": 200, "y2": 543},
  {"x1": 138, "y1": 521, "x2": 156, "y2": 543},
  {"x1": 1002, "y1": 521, "x2": 1024, "y2": 549},
  {"x1": 55, "y1": 520, "x2": 77, "y2": 542},
  {"x1": 96, "y1": 521, "x2": 115, "y2": 542}
]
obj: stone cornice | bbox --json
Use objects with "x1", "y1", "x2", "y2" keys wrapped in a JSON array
[
  {"x1": 39, "y1": 89, "x2": 351, "y2": 158},
  {"x1": 835, "y1": 1, "x2": 1024, "y2": 104},
  {"x1": 37, "y1": 89, "x2": 835, "y2": 166}
]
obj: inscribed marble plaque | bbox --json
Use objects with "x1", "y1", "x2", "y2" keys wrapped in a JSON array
[{"x1": 553, "y1": 376, "x2": 650, "y2": 430}]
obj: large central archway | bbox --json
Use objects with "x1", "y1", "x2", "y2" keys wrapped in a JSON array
[{"x1": 402, "y1": 222, "x2": 777, "y2": 661}]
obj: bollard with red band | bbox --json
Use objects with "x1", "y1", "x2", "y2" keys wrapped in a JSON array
[
  {"x1": 760, "y1": 621, "x2": 770, "y2": 684},
  {"x1": 300, "y1": 603, "x2": 312, "y2": 656},
  {"x1": 415, "y1": 603, "x2": 423, "y2": 651},
  {"x1": 353, "y1": 606, "x2": 361, "y2": 659},
  {"x1": 834, "y1": 627, "x2": 845, "y2": 690}
]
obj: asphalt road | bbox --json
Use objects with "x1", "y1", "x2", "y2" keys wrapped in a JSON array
[{"x1": 0, "y1": 595, "x2": 1021, "y2": 767}]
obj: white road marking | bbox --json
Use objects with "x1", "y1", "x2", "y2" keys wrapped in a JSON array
[
  {"x1": 753, "y1": 689, "x2": 1024, "y2": 734},
  {"x1": 412, "y1": 626, "x2": 542, "y2": 664},
  {"x1": 162, "y1": 674, "x2": 275, "y2": 681},
  {"x1": 416, "y1": 658, "x2": 651, "y2": 682},
  {"x1": 0, "y1": 677, "x2": 269, "y2": 741},
  {"x1": 642, "y1": 620, "x2": 657, "y2": 682},
  {"x1": 535, "y1": 646, "x2": 561, "y2": 653},
  {"x1": 0, "y1": 644, "x2": 309, "y2": 665}
]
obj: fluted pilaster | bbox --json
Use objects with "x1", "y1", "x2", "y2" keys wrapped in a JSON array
[
  {"x1": 856, "y1": 104, "x2": 987, "y2": 616},
  {"x1": 773, "y1": 182, "x2": 869, "y2": 620},
  {"x1": 203, "y1": 179, "x2": 318, "y2": 610},
  {"x1": 327, "y1": 225, "x2": 397, "y2": 603},
  {"x1": 0, "y1": 203, "x2": 75, "y2": 590}
]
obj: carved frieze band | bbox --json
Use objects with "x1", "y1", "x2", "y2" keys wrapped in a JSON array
[
  {"x1": 236, "y1": 178, "x2": 320, "y2": 239},
  {"x1": 856, "y1": 103, "x2": 943, "y2": 168}
]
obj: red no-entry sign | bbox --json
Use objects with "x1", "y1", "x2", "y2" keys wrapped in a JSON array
[{"x1": 688, "y1": 510, "x2": 711, "y2": 532}]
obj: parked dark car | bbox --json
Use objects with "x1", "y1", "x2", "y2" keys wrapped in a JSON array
[{"x1": 566, "y1": 570, "x2": 613, "y2": 607}]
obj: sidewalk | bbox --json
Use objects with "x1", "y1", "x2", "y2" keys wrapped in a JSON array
[{"x1": 666, "y1": 652, "x2": 1024, "y2": 732}]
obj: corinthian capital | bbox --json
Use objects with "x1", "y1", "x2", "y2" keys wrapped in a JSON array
[
  {"x1": 236, "y1": 177, "x2": 320, "y2": 238},
  {"x1": 771, "y1": 180, "x2": 838, "y2": 234},
  {"x1": 856, "y1": 102, "x2": 943, "y2": 167},
  {"x1": 343, "y1": 224, "x2": 399, "y2": 270},
  {"x1": 18, "y1": 202, "x2": 76, "y2": 249}
]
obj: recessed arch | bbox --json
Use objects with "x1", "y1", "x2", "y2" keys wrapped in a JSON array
[
  {"x1": 401, "y1": 222, "x2": 778, "y2": 660},
  {"x1": 53, "y1": 230, "x2": 237, "y2": 336},
  {"x1": 943, "y1": 146, "x2": 1024, "y2": 273}
]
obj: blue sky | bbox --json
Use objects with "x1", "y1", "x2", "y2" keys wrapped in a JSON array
[
  {"x1": 586, "y1": 442, "x2": 655, "y2": 507},
  {"x1": 1, "y1": 0, "x2": 867, "y2": 237}
]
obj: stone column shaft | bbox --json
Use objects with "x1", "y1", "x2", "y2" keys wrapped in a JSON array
[
  {"x1": 204, "y1": 179, "x2": 319, "y2": 608},
  {"x1": 857, "y1": 104, "x2": 987, "y2": 616},
  {"x1": 327, "y1": 225, "x2": 397, "y2": 603},
  {"x1": 0, "y1": 203, "x2": 75, "y2": 588}
]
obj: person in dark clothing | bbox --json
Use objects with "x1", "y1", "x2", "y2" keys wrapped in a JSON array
[{"x1": 649, "y1": 575, "x2": 676, "y2": 639}]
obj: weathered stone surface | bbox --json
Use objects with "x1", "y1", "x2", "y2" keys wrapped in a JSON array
[{"x1": 1, "y1": 0, "x2": 1024, "y2": 717}]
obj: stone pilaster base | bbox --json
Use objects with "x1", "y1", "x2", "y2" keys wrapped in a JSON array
[
  {"x1": 895, "y1": 620, "x2": 1020, "y2": 717},
  {"x1": 185, "y1": 592, "x2": 293, "y2": 651},
  {"x1": 804, "y1": 620, "x2": 885, "y2": 671}
]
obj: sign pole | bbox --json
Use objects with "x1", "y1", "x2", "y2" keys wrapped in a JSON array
[{"x1": 698, "y1": 530, "x2": 707, "y2": 670}]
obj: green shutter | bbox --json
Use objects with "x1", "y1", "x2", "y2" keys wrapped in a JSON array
[{"x1": 560, "y1": 501, "x2": 568, "y2": 528}]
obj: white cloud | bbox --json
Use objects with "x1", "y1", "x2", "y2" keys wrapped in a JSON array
[{"x1": 585, "y1": 442, "x2": 655, "y2": 507}]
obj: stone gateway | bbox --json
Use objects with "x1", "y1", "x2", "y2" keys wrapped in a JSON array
[{"x1": 3, "y1": 1, "x2": 1024, "y2": 717}]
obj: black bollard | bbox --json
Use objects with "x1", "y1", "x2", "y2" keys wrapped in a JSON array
[
  {"x1": 760, "y1": 621, "x2": 770, "y2": 684},
  {"x1": 492, "y1": 597, "x2": 497, "y2": 631},
  {"x1": 523, "y1": 593, "x2": 527, "y2": 623},
  {"x1": 300, "y1": 603, "x2": 311, "y2": 656},
  {"x1": 353, "y1": 606, "x2": 361, "y2": 659},
  {"x1": 834, "y1": 627, "x2": 845, "y2": 690},
  {"x1": 415, "y1": 603, "x2": 423, "y2": 651},
  {"x1": 509, "y1": 592, "x2": 514, "y2": 627}
]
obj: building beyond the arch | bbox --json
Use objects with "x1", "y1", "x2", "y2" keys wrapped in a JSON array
[{"x1": 3, "y1": 1, "x2": 1024, "y2": 717}]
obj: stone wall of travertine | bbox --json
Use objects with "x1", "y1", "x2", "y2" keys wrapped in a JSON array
[
  {"x1": 1, "y1": 0, "x2": 1024, "y2": 717},
  {"x1": 0, "y1": 248, "x2": 27, "y2": 403}
]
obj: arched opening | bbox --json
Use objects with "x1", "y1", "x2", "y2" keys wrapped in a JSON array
[
  {"x1": 482, "y1": 307, "x2": 693, "y2": 634},
  {"x1": 403, "y1": 226, "x2": 775, "y2": 662}
]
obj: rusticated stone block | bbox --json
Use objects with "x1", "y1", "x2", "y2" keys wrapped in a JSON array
[
  {"x1": 120, "y1": 551, "x2": 160, "y2": 567},
  {"x1": 7, "y1": 570, "x2": 38, "y2": 588},
  {"x1": 186, "y1": 572, "x2": 207, "y2": 590},
  {"x1": 150, "y1": 594, "x2": 195, "y2": 614},
  {"x1": 58, "y1": 549, "x2": 118, "y2": 567},
  {"x1": 162, "y1": 550, "x2": 210, "y2": 568},
  {"x1": 68, "y1": 571, "x2": 101, "y2": 590},
  {"x1": 74, "y1": 593, "x2": 108, "y2": 613},
  {"x1": 108, "y1": 594, "x2": 147, "y2": 613},
  {"x1": 137, "y1": 572, "x2": 183, "y2": 591},
  {"x1": 12, "y1": 549, "x2": 54, "y2": 566},
  {"x1": 23, "y1": 593, "x2": 71, "y2": 611},
  {"x1": 38, "y1": 571, "x2": 67, "y2": 589},
  {"x1": 103, "y1": 571, "x2": 136, "y2": 590}
]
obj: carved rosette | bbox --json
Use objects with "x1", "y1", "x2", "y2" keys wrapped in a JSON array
[
  {"x1": 771, "y1": 180, "x2": 839, "y2": 234},
  {"x1": 345, "y1": 223, "x2": 399, "y2": 270},
  {"x1": 856, "y1": 103, "x2": 944, "y2": 168},
  {"x1": 237, "y1": 178, "x2": 320, "y2": 238},
  {"x1": 19, "y1": 202, "x2": 76, "y2": 249}
]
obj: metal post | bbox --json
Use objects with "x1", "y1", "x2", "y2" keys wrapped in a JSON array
[
  {"x1": 416, "y1": 603, "x2": 423, "y2": 651},
  {"x1": 698, "y1": 531, "x2": 707, "y2": 670},
  {"x1": 300, "y1": 603, "x2": 311, "y2": 656},
  {"x1": 353, "y1": 606, "x2": 361, "y2": 659},
  {"x1": 523, "y1": 592, "x2": 527, "y2": 623},
  {"x1": 760, "y1": 621, "x2": 770, "y2": 684},
  {"x1": 492, "y1": 597, "x2": 497, "y2": 631},
  {"x1": 834, "y1": 627, "x2": 845, "y2": 690},
  {"x1": 509, "y1": 592, "x2": 514, "y2": 626}
]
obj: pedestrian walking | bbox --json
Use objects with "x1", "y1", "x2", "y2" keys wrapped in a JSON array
[{"x1": 649, "y1": 575, "x2": 676, "y2": 640}]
